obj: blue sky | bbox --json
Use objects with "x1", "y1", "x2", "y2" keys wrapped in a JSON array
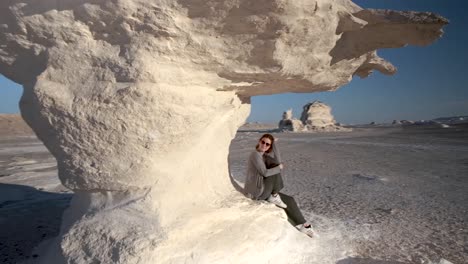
[{"x1": 1, "y1": 0, "x2": 467, "y2": 124}]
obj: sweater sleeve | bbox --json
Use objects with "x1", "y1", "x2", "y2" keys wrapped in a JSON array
[
  {"x1": 267, "y1": 142, "x2": 282, "y2": 164},
  {"x1": 251, "y1": 152, "x2": 281, "y2": 177}
]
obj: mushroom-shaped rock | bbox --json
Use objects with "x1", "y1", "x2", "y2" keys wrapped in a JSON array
[
  {"x1": 0, "y1": 0, "x2": 448, "y2": 263},
  {"x1": 300, "y1": 101, "x2": 351, "y2": 132}
]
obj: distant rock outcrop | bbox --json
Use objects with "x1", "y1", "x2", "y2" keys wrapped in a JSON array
[
  {"x1": 278, "y1": 109, "x2": 304, "y2": 132},
  {"x1": 393, "y1": 119, "x2": 453, "y2": 128},
  {"x1": 301, "y1": 101, "x2": 350, "y2": 131},
  {"x1": 433, "y1": 116, "x2": 468, "y2": 125},
  {"x1": 401, "y1": 120, "x2": 415, "y2": 125},
  {"x1": 414, "y1": 120, "x2": 450, "y2": 128},
  {"x1": 0, "y1": 114, "x2": 34, "y2": 137},
  {"x1": 279, "y1": 101, "x2": 351, "y2": 132}
]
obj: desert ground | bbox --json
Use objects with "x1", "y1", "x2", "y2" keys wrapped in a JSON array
[{"x1": 1, "y1": 115, "x2": 467, "y2": 264}]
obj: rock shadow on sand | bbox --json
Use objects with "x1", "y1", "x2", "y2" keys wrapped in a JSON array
[
  {"x1": 0, "y1": 183, "x2": 72, "y2": 264},
  {"x1": 337, "y1": 257, "x2": 410, "y2": 264}
]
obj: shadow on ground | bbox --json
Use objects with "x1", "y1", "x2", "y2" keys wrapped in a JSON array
[
  {"x1": 237, "y1": 128, "x2": 280, "y2": 133},
  {"x1": 0, "y1": 183, "x2": 72, "y2": 264},
  {"x1": 337, "y1": 257, "x2": 409, "y2": 264}
]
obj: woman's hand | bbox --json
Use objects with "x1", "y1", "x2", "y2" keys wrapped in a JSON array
[{"x1": 279, "y1": 163, "x2": 284, "y2": 170}]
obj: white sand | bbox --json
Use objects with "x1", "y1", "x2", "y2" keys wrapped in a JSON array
[
  {"x1": 229, "y1": 125, "x2": 468, "y2": 264},
  {"x1": 1, "y1": 125, "x2": 467, "y2": 264}
]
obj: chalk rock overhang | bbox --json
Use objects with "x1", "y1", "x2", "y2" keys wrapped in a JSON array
[
  {"x1": 0, "y1": 1, "x2": 448, "y2": 95},
  {"x1": 0, "y1": 0, "x2": 448, "y2": 263}
]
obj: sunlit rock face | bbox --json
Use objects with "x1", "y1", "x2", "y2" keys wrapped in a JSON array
[
  {"x1": 0, "y1": 0, "x2": 447, "y2": 263},
  {"x1": 278, "y1": 109, "x2": 305, "y2": 131},
  {"x1": 300, "y1": 101, "x2": 350, "y2": 131},
  {"x1": 300, "y1": 101, "x2": 336, "y2": 127},
  {"x1": 279, "y1": 101, "x2": 349, "y2": 132}
]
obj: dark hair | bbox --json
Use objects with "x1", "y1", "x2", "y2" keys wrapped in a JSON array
[{"x1": 256, "y1": 133, "x2": 275, "y2": 153}]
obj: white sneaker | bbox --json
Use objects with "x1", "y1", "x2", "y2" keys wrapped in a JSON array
[
  {"x1": 297, "y1": 224, "x2": 314, "y2": 238},
  {"x1": 267, "y1": 194, "x2": 287, "y2": 208}
]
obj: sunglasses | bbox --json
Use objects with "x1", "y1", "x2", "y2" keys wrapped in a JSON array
[{"x1": 260, "y1": 140, "x2": 271, "y2": 147}]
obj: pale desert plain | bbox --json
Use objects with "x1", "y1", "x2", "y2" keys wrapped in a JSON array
[{"x1": 0, "y1": 114, "x2": 467, "y2": 264}]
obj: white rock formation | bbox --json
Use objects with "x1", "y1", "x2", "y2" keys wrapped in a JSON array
[
  {"x1": 300, "y1": 101, "x2": 335, "y2": 127},
  {"x1": 278, "y1": 102, "x2": 349, "y2": 132},
  {"x1": 278, "y1": 109, "x2": 305, "y2": 131},
  {"x1": 284, "y1": 109, "x2": 294, "y2": 120},
  {"x1": 0, "y1": 0, "x2": 447, "y2": 263},
  {"x1": 401, "y1": 120, "x2": 415, "y2": 125},
  {"x1": 300, "y1": 101, "x2": 350, "y2": 131}
]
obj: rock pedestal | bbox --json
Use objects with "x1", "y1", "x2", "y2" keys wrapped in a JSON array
[
  {"x1": 279, "y1": 101, "x2": 350, "y2": 132},
  {"x1": 300, "y1": 101, "x2": 351, "y2": 132},
  {"x1": 301, "y1": 101, "x2": 336, "y2": 127}
]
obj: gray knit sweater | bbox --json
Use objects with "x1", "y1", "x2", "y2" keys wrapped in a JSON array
[{"x1": 244, "y1": 143, "x2": 282, "y2": 199}]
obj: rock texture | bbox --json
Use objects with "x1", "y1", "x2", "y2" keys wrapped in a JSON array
[
  {"x1": 278, "y1": 109, "x2": 305, "y2": 131},
  {"x1": 279, "y1": 101, "x2": 350, "y2": 132},
  {"x1": 300, "y1": 101, "x2": 350, "y2": 131},
  {"x1": 0, "y1": 0, "x2": 447, "y2": 263}
]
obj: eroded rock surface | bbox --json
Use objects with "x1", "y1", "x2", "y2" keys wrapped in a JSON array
[
  {"x1": 300, "y1": 101, "x2": 351, "y2": 132},
  {"x1": 279, "y1": 101, "x2": 350, "y2": 132},
  {"x1": 278, "y1": 109, "x2": 305, "y2": 132},
  {"x1": 0, "y1": 0, "x2": 447, "y2": 263}
]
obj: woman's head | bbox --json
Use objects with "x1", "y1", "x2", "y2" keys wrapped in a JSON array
[{"x1": 256, "y1": 134, "x2": 275, "y2": 153}]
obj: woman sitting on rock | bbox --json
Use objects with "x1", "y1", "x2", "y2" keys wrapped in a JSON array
[{"x1": 244, "y1": 133, "x2": 314, "y2": 237}]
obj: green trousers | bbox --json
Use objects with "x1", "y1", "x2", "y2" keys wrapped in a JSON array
[{"x1": 259, "y1": 173, "x2": 307, "y2": 226}]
